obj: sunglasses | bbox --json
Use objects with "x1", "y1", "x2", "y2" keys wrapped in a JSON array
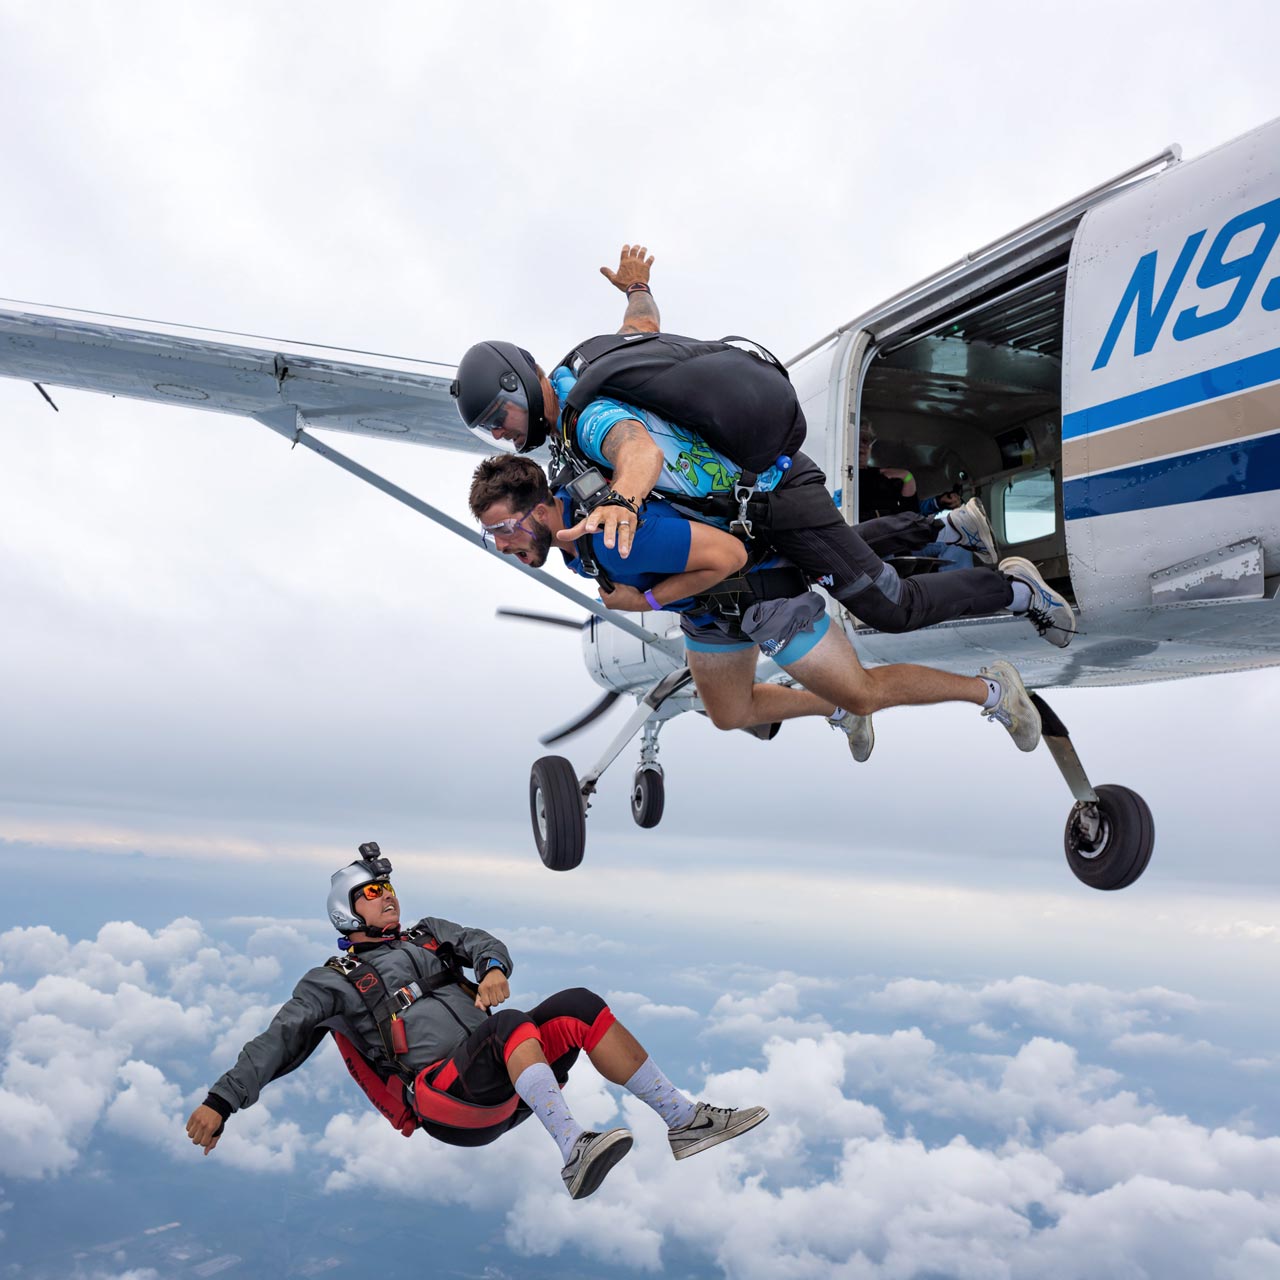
[{"x1": 359, "y1": 881, "x2": 396, "y2": 900}]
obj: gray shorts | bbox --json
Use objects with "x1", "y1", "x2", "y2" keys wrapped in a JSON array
[{"x1": 681, "y1": 592, "x2": 831, "y2": 665}]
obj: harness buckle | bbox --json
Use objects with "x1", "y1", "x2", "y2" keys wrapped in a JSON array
[
  {"x1": 730, "y1": 482, "x2": 756, "y2": 539},
  {"x1": 393, "y1": 981, "x2": 423, "y2": 1011}
]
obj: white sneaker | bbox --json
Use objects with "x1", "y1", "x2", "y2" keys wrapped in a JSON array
[
  {"x1": 979, "y1": 659, "x2": 1042, "y2": 752},
  {"x1": 1000, "y1": 555, "x2": 1077, "y2": 648},
  {"x1": 668, "y1": 1102, "x2": 769, "y2": 1161},
  {"x1": 829, "y1": 710, "x2": 874, "y2": 762},
  {"x1": 946, "y1": 498, "x2": 998, "y2": 564},
  {"x1": 560, "y1": 1128, "x2": 633, "y2": 1199}
]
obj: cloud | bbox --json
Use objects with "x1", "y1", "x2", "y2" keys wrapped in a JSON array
[
  {"x1": 1192, "y1": 920, "x2": 1280, "y2": 944},
  {"x1": 706, "y1": 979, "x2": 835, "y2": 1040},
  {"x1": 1109, "y1": 1031, "x2": 1221, "y2": 1057},
  {"x1": 498, "y1": 925, "x2": 627, "y2": 956},
  {"x1": 604, "y1": 990, "x2": 698, "y2": 1021},
  {"x1": 865, "y1": 975, "x2": 1201, "y2": 1038}
]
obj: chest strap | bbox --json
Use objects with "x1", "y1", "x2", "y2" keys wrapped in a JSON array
[{"x1": 325, "y1": 931, "x2": 471, "y2": 1074}]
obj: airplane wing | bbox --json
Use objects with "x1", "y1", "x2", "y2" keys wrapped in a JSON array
[
  {"x1": 0, "y1": 301, "x2": 687, "y2": 664},
  {"x1": 0, "y1": 304, "x2": 483, "y2": 453}
]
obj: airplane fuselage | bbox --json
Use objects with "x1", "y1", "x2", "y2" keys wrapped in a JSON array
[{"x1": 785, "y1": 118, "x2": 1280, "y2": 690}]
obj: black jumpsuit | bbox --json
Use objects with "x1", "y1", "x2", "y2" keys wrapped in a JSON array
[{"x1": 762, "y1": 452, "x2": 1014, "y2": 632}]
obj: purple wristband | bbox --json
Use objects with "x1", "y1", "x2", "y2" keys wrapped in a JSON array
[{"x1": 643, "y1": 589, "x2": 662, "y2": 611}]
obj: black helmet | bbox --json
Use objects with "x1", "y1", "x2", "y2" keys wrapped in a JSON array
[{"x1": 450, "y1": 341, "x2": 550, "y2": 454}]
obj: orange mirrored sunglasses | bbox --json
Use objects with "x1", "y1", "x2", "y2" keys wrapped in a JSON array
[{"x1": 359, "y1": 881, "x2": 395, "y2": 900}]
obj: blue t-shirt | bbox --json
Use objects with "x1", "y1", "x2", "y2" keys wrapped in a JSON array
[
  {"x1": 558, "y1": 492, "x2": 692, "y2": 597},
  {"x1": 550, "y1": 366, "x2": 784, "y2": 516},
  {"x1": 557, "y1": 490, "x2": 798, "y2": 630}
]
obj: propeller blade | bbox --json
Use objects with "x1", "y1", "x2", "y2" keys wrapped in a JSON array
[
  {"x1": 540, "y1": 690, "x2": 623, "y2": 746},
  {"x1": 496, "y1": 607, "x2": 588, "y2": 631}
]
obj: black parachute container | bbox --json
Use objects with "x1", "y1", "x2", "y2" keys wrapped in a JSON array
[{"x1": 556, "y1": 332, "x2": 807, "y2": 476}]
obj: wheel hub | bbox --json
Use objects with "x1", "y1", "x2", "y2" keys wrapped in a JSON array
[
  {"x1": 1070, "y1": 802, "x2": 1109, "y2": 858},
  {"x1": 534, "y1": 785, "x2": 548, "y2": 841}
]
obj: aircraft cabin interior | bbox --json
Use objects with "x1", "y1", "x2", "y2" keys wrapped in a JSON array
[{"x1": 854, "y1": 255, "x2": 1073, "y2": 604}]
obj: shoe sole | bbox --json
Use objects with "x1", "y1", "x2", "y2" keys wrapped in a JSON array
[
  {"x1": 956, "y1": 502, "x2": 997, "y2": 563},
  {"x1": 566, "y1": 1131, "x2": 633, "y2": 1200},
  {"x1": 999, "y1": 556, "x2": 1077, "y2": 645},
  {"x1": 671, "y1": 1107, "x2": 769, "y2": 1161},
  {"x1": 849, "y1": 717, "x2": 874, "y2": 763}
]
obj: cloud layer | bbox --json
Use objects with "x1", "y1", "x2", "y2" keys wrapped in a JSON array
[{"x1": 1, "y1": 916, "x2": 1277, "y2": 1277}]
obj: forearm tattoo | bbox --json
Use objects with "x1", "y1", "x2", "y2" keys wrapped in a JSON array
[
  {"x1": 600, "y1": 419, "x2": 651, "y2": 467},
  {"x1": 619, "y1": 290, "x2": 660, "y2": 334}
]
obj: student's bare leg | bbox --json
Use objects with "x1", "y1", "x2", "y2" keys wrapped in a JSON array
[
  {"x1": 782, "y1": 623, "x2": 987, "y2": 716},
  {"x1": 686, "y1": 646, "x2": 834, "y2": 730}
]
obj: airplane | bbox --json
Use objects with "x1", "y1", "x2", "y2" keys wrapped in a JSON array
[{"x1": 3, "y1": 115, "x2": 1279, "y2": 893}]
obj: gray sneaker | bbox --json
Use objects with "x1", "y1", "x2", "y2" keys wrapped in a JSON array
[
  {"x1": 979, "y1": 659, "x2": 1042, "y2": 752},
  {"x1": 947, "y1": 498, "x2": 997, "y2": 564},
  {"x1": 561, "y1": 1128, "x2": 633, "y2": 1200},
  {"x1": 1000, "y1": 555, "x2": 1077, "y2": 648},
  {"x1": 829, "y1": 710, "x2": 874, "y2": 763},
  {"x1": 668, "y1": 1102, "x2": 769, "y2": 1161}
]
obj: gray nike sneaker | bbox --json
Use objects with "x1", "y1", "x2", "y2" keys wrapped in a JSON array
[
  {"x1": 946, "y1": 498, "x2": 998, "y2": 564},
  {"x1": 561, "y1": 1128, "x2": 633, "y2": 1200},
  {"x1": 668, "y1": 1103, "x2": 769, "y2": 1161},
  {"x1": 829, "y1": 710, "x2": 874, "y2": 763},
  {"x1": 1000, "y1": 555, "x2": 1077, "y2": 648},
  {"x1": 979, "y1": 659, "x2": 1042, "y2": 752}
]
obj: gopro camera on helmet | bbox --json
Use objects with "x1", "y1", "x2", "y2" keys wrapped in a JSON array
[{"x1": 356, "y1": 841, "x2": 393, "y2": 880}]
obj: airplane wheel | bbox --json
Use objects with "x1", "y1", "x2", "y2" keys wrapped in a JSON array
[
  {"x1": 530, "y1": 756, "x2": 586, "y2": 872},
  {"x1": 1064, "y1": 784, "x2": 1154, "y2": 890},
  {"x1": 631, "y1": 767, "x2": 665, "y2": 829}
]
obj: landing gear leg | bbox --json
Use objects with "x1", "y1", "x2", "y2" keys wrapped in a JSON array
[
  {"x1": 1031, "y1": 693, "x2": 1155, "y2": 891},
  {"x1": 631, "y1": 723, "x2": 665, "y2": 829},
  {"x1": 529, "y1": 667, "x2": 693, "y2": 870}
]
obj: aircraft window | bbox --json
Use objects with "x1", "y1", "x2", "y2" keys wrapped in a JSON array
[{"x1": 1001, "y1": 467, "x2": 1056, "y2": 544}]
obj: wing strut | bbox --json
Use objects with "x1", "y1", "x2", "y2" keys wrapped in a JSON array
[{"x1": 255, "y1": 411, "x2": 683, "y2": 662}]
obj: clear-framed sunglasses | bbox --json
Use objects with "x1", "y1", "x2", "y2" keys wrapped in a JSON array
[{"x1": 479, "y1": 509, "x2": 537, "y2": 548}]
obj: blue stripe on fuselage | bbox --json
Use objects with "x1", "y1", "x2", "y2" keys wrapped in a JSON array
[
  {"x1": 1063, "y1": 343, "x2": 1280, "y2": 441},
  {"x1": 1063, "y1": 431, "x2": 1280, "y2": 520}
]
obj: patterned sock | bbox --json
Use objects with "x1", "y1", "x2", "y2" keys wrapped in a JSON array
[
  {"x1": 623, "y1": 1057, "x2": 697, "y2": 1129},
  {"x1": 513, "y1": 1062, "x2": 583, "y2": 1163}
]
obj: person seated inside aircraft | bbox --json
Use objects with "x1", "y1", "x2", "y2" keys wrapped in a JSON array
[
  {"x1": 467, "y1": 455, "x2": 1046, "y2": 760},
  {"x1": 449, "y1": 247, "x2": 1076, "y2": 650},
  {"x1": 184, "y1": 846, "x2": 768, "y2": 1201},
  {"x1": 857, "y1": 424, "x2": 919, "y2": 519},
  {"x1": 857, "y1": 424, "x2": 982, "y2": 572}
]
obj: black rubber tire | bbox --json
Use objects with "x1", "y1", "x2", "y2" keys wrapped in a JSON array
[
  {"x1": 1064, "y1": 784, "x2": 1155, "y2": 890},
  {"x1": 630, "y1": 768, "x2": 665, "y2": 829},
  {"x1": 529, "y1": 756, "x2": 586, "y2": 872}
]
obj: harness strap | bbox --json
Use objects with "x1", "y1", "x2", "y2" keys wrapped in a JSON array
[
  {"x1": 692, "y1": 564, "x2": 811, "y2": 620},
  {"x1": 413, "y1": 1060, "x2": 522, "y2": 1130},
  {"x1": 572, "y1": 533, "x2": 616, "y2": 594},
  {"x1": 325, "y1": 932, "x2": 472, "y2": 1075}
]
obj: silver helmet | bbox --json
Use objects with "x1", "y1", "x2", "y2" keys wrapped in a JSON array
[{"x1": 327, "y1": 843, "x2": 394, "y2": 934}]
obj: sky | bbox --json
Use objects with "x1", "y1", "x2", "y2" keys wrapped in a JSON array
[{"x1": 1, "y1": 2, "x2": 1279, "y2": 1277}]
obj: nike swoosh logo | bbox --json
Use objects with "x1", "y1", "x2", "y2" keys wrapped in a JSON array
[{"x1": 684, "y1": 1117, "x2": 716, "y2": 1131}]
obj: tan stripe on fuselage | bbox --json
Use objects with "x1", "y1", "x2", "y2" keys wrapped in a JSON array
[{"x1": 1062, "y1": 379, "x2": 1280, "y2": 479}]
